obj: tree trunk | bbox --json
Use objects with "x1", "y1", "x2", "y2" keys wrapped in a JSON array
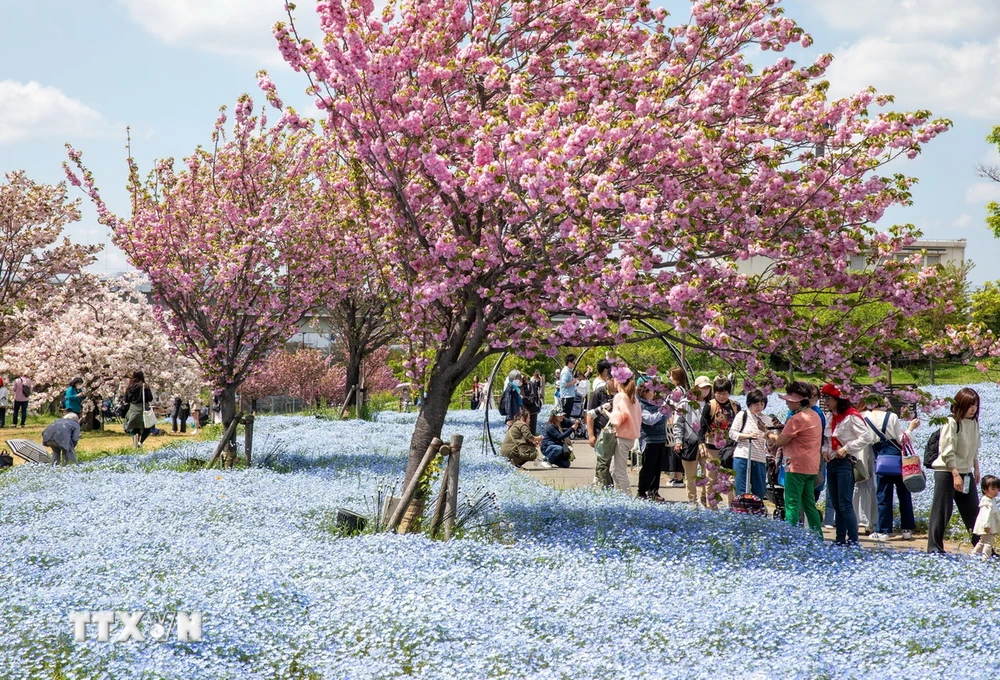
[
  {"x1": 82, "y1": 399, "x2": 101, "y2": 432},
  {"x1": 344, "y1": 350, "x2": 363, "y2": 407},
  {"x1": 404, "y1": 380, "x2": 454, "y2": 487},
  {"x1": 220, "y1": 385, "x2": 239, "y2": 453}
]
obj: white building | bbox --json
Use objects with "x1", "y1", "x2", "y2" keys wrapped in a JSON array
[{"x1": 734, "y1": 238, "x2": 966, "y2": 276}]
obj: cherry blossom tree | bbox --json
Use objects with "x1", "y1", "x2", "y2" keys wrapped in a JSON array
[
  {"x1": 270, "y1": 0, "x2": 951, "y2": 485},
  {"x1": 324, "y1": 284, "x2": 397, "y2": 407},
  {"x1": 65, "y1": 96, "x2": 339, "y2": 445},
  {"x1": 0, "y1": 274, "x2": 207, "y2": 429},
  {"x1": 0, "y1": 171, "x2": 100, "y2": 348},
  {"x1": 242, "y1": 345, "x2": 396, "y2": 412}
]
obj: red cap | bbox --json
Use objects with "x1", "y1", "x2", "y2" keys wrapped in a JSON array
[{"x1": 820, "y1": 383, "x2": 842, "y2": 398}]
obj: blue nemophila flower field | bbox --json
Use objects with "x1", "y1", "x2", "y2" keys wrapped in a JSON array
[{"x1": 1, "y1": 388, "x2": 999, "y2": 679}]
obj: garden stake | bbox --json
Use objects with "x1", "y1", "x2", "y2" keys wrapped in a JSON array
[{"x1": 387, "y1": 437, "x2": 443, "y2": 532}]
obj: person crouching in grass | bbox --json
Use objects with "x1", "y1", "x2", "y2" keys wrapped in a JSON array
[
  {"x1": 42, "y1": 411, "x2": 81, "y2": 466},
  {"x1": 500, "y1": 408, "x2": 540, "y2": 468}
]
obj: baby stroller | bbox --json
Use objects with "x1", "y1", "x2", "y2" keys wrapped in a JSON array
[
  {"x1": 766, "y1": 449, "x2": 785, "y2": 521},
  {"x1": 570, "y1": 396, "x2": 587, "y2": 437}
]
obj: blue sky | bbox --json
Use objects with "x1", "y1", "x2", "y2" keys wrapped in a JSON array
[{"x1": 2, "y1": 0, "x2": 1000, "y2": 283}]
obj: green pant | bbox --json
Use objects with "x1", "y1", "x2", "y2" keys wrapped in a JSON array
[
  {"x1": 784, "y1": 472, "x2": 822, "y2": 535},
  {"x1": 595, "y1": 450, "x2": 612, "y2": 487}
]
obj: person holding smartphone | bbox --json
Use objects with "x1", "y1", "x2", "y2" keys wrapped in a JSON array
[{"x1": 927, "y1": 387, "x2": 982, "y2": 554}]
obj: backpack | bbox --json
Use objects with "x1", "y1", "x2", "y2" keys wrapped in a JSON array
[
  {"x1": 19, "y1": 379, "x2": 30, "y2": 398},
  {"x1": 521, "y1": 381, "x2": 541, "y2": 412},
  {"x1": 923, "y1": 425, "x2": 949, "y2": 469},
  {"x1": 498, "y1": 387, "x2": 517, "y2": 418}
]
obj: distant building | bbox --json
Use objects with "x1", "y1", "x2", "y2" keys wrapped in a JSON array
[
  {"x1": 894, "y1": 239, "x2": 966, "y2": 268},
  {"x1": 113, "y1": 273, "x2": 338, "y2": 351},
  {"x1": 734, "y1": 238, "x2": 966, "y2": 276}
]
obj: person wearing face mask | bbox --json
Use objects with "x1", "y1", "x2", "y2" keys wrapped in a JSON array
[
  {"x1": 699, "y1": 377, "x2": 741, "y2": 509},
  {"x1": 499, "y1": 371, "x2": 524, "y2": 428},
  {"x1": 730, "y1": 390, "x2": 769, "y2": 499}
]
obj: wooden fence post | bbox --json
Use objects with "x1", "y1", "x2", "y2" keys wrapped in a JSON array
[
  {"x1": 444, "y1": 434, "x2": 463, "y2": 540},
  {"x1": 244, "y1": 414, "x2": 254, "y2": 466},
  {"x1": 386, "y1": 437, "x2": 443, "y2": 532},
  {"x1": 429, "y1": 452, "x2": 453, "y2": 538},
  {"x1": 207, "y1": 414, "x2": 243, "y2": 469}
]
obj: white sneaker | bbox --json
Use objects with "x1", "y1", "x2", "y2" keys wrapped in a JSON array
[
  {"x1": 902, "y1": 530, "x2": 913, "y2": 540},
  {"x1": 871, "y1": 532, "x2": 889, "y2": 542},
  {"x1": 539, "y1": 461, "x2": 555, "y2": 469}
]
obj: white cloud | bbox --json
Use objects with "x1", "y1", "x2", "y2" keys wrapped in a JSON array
[
  {"x1": 808, "y1": 0, "x2": 1000, "y2": 120},
  {"x1": 814, "y1": 0, "x2": 1000, "y2": 39},
  {"x1": 0, "y1": 80, "x2": 114, "y2": 145},
  {"x1": 825, "y1": 36, "x2": 1000, "y2": 120},
  {"x1": 115, "y1": 0, "x2": 317, "y2": 65},
  {"x1": 952, "y1": 213, "x2": 973, "y2": 229},
  {"x1": 965, "y1": 181, "x2": 1000, "y2": 205}
]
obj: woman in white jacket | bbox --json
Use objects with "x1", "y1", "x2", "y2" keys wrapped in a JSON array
[
  {"x1": 928, "y1": 387, "x2": 982, "y2": 553},
  {"x1": 729, "y1": 390, "x2": 769, "y2": 498},
  {"x1": 822, "y1": 384, "x2": 875, "y2": 546}
]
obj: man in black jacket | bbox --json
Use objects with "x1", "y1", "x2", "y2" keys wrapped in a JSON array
[{"x1": 522, "y1": 373, "x2": 543, "y2": 435}]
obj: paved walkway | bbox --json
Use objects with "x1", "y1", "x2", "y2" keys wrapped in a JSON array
[{"x1": 522, "y1": 439, "x2": 969, "y2": 554}]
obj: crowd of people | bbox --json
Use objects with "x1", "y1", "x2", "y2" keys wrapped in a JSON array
[
  {"x1": 0, "y1": 370, "x2": 208, "y2": 468},
  {"x1": 499, "y1": 360, "x2": 997, "y2": 555}
]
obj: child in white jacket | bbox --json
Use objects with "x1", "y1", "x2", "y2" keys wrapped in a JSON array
[{"x1": 972, "y1": 475, "x2": 1000, "y2": 557}]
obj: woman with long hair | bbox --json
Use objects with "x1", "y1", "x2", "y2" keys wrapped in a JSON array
[
  {"x1": 123, "y1": 370, "x2": 155, "y2": 448},
  {"x1": 928, "y1": 387, "x2": 982, "y2": 553},
  {"x1": 608, "y1": 368, "x2": 641, "y2": 493},
  {"x1": 821, "y1": 384, "x2": 874, "y2": 546},
  {"x1": 540, "y1": 409, "x2": 574, "y2": 468}
]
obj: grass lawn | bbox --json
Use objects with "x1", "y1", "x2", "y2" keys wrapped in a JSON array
[{"x1": 3, "y1": 415, "x2": 217, "y2": 463}]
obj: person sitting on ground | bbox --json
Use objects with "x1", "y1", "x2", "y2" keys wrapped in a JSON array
[
  {"x1": 500, "y1": 408, "x2": 540, "y2": 468},
  {"x1": 42, "y1": 411, "x2": 81, "y2": 466},
  {"x1": 540, "y1": 409, "x2": 574, "y2": 469}
]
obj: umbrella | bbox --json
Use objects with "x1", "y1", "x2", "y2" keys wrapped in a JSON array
[
  {"x1": 6, "y1": 440, "x2": 52, "y2": 465},
  {"x1": 394, "y1": 383, "x2": 414, "y2": 390}
]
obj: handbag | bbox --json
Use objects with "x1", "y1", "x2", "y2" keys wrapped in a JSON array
[
  {"x1": 900, "y1": 435, "x2": 926, "y2": 493},
  {"x1": 142, "y1": 388, "x2": 157, "y2": 429},
  {"x1": 595, "y1": 425, "x2": 617, "y2": 462},
  {"x1": 719, "y1": 411, "x2": 748, "y2": 469},
  {"x1": 851, "y1": 452, "x2": 869, "y2": 483},
  {"x1": 731, "y1": 440, "x2": 766, "y2": 516},
  {"x1": 679, "y1": 442, "x2": 699, "y2": 462},
  {"x1": 865, "y1": 412, "x2": 902, "y2": 476}
]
